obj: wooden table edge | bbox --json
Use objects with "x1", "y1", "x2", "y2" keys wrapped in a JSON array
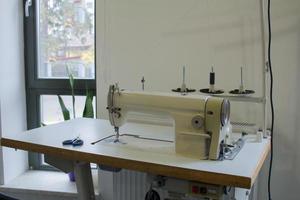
[
  {"x1": 250, "y1": 139, "x2": 271, "y2": 186},
  {"x1": 1, "y1": 138, "x2": 252, "y2": 189}
]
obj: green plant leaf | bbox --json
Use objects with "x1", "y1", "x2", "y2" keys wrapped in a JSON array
[
  {"x1": 68, "y1": 72, "x2": 75, "y2": 91},
  {"x1": 58, "y1": 95, "x2": 70, "y2": 121},
  {"x1": 83, "y1": 90, "x2": 94, "y2": 118},
  {"x1": 67, "y1": 66, "x2": 76, "y2": 118}
]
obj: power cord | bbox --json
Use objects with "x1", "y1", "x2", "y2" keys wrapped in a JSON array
[{"x1": 267, "y1": 0, "x2": 274, "y2": 200}]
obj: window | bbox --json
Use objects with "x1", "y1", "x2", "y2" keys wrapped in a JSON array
[
  {"x1": 37, "y1": 0, "x2": 95, "y2": 80},
  {"x1": 40, "y1": 95, "x2": 96, "y2": 125},
  {"x1": 24, "y1": 0, "x2": 96, "y2": 170}
]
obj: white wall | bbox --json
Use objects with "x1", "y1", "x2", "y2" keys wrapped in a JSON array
[
  {"x1": 0, "y1": 101, "x2": 3, "y2": 185},
  {"x1": 97, "y1": 0, "x2": 300, "y2": 200},
  {"x1": 258, "y1": 0, "x2": 300, "y2": 199},
  {"x1": 0, "y1": 0, "x2": 29, "y2": 184},
  {"x1": 97, "y1": 0, "x2": 266, "y2": 128}
]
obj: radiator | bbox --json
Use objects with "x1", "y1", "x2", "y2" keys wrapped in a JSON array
[
  {"x1": 113, "y1": 170, "x2": 148, "y2": 200},
  {"x1": 99, "y1": 169, "x2": 148, "y2": 200}
]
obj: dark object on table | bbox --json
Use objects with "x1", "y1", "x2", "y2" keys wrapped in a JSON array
[
  {"x1": 62, "y1": 137, "x2": 84, "y2": 146},
  {"x1": 0, "y1": 193, "x2": 19, "y2": 200}
]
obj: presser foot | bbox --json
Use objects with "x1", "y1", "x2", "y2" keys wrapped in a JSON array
[
  {"x1": 219, "y1": 138, "x2": 245, "y2": 160},
  {"x1": 102, "y1": 136, "x2": 126, "y2": 144},
  {"x1": 113, "y1": 138, "x2": 126, "y2": 144},
  {"x1": 90, "y1": 134, "x2": 126, "y2": 145}
]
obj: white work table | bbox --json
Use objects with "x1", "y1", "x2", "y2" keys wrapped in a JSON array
[{"x1": 0, "y1": 118, "x2": 270, "y2": 198}]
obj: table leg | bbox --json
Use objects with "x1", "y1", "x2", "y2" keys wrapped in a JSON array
[
  {"x1": 74, "y1": 162, "x2": 96, "y2": 200},
  {"x1": 44, "y1": 155, "x2": 96, "y2": 200}
]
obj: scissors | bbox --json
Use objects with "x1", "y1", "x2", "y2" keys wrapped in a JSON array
[{"x1": 62, "y1": 136, "x2": 84, "y2": 147}]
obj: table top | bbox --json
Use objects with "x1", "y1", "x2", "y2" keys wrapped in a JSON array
[{"x1": 0, "y1": 118, "x2": 270, "y2": 189}]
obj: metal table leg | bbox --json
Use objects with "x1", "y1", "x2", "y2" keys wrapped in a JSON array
[
  {"x1": 74, "y1": 162, "x2": 96, "y2": 200},
  {"x1": 44, "y1": 155, "x2": 96, "y2": 200}
]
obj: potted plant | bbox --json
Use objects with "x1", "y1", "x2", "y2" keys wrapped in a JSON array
[{"x1": 58, "y1": 71, "x2": 94, "y2": 182}]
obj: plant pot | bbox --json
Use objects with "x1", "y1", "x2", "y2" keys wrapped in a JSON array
[{"x1": 68, "y1": 172, "x2": 76, "y2": 182}]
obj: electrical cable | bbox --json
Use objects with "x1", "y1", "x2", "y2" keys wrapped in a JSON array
[{"x1": 267, "y1": 0, "x2": 274, "y2": 200}]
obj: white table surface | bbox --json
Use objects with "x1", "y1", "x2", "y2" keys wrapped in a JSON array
[{"x1": 0, "y1": 118, "x2": 270, "y2": 189}]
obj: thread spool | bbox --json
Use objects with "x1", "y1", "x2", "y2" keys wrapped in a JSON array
[{"x1": 200, "y1": 67, "x2": 224, "y2": 94}]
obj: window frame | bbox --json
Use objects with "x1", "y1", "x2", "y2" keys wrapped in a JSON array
[{"x1": 23, "y1": 0, "x2": 97, "y2": 170}]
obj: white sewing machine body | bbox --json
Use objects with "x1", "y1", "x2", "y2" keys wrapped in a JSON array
[{"x1": 107, "y1": 84, "x2": 232, "y2": 160}]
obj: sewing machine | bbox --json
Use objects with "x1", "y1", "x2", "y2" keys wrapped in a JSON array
[{"x1": 107, "y1": 84, "x2": 232, "y2": 160}]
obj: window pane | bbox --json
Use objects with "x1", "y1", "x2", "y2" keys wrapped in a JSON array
[
  {"x1": 40, "y1": 95, "x2": 96, "y2": 125},
  {"x1": 37, "y1": 0, "x2": 95, "y2": 79}
]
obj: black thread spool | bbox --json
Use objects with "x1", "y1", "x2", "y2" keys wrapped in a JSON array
[{"x1": 200, "y1": 67, "x2": 224, "y2": 94}]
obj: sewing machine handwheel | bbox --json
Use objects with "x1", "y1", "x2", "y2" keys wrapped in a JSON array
[{"x1": 221, "y1": 99, "x2": 230, "y2": 126}]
